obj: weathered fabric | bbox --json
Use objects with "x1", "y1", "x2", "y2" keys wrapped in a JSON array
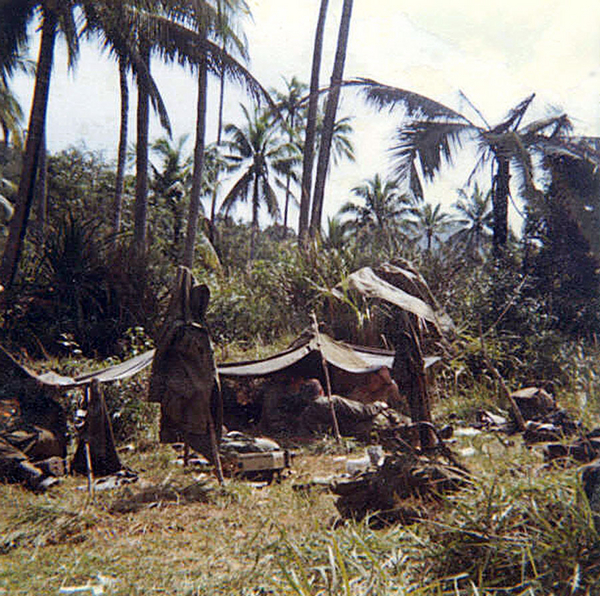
[
  {"x1": 71, "y1": 380, "x2": 122, "y2": 477},
  {"x1": 0, "y1": 425, "x2": 64, "y2": 487},
  {"x1": 219, "y1": 329, "x2": 390, "y2": 377},
  {"x1": 299, "y1": 395, "x2": 388, "y2": 438},
  {"x1": 148, "y1": 267, "x2": 221, "y2": 463}
]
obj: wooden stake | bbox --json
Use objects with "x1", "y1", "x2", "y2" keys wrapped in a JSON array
[
  {"x1": 312, "y1": 313, "x2": 341, "y2": 442},
  {"x1": 83, "y1": 385, "x2": 94, "y2": 498},
  {"x1": 208, "y1": 414, "x2": 224, "y2": 485},
  {"x1": 84, "y1": 441, "x2": 94, "y2": 498}
]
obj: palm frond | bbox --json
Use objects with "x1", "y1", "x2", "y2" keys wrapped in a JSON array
[
  {"x1": 391, "y1": 119, "x2": 472, "y2": 183},
  {"x1": 55, "y1": 1, "x2": 80, "y2": 68},
  {"x1": 219, "y1": 167, "x2": 252, "y2": 214},
  {"x1": 491, "y1": 93, "x2": 535, "y2": 134},
  {"x1": 81, "y1": 0, "x2": 172, "y2": 134},
  {"x1": 0, "y1": 1, "x2": 37, "y2": 81},
  {"x1": 521, "y1": 114, "x2": 572, "y2": 140},
  {"x1": 349, "y1": 77, "x2": 472, "y2": 121},
  {"x1": 145, "y1": 13, "x2": 273, "y2": 108}
]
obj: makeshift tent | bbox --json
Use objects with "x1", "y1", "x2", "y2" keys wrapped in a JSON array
[
  {"x1": 217, "y1": 328, "x2": 434, "y2": 408},
  {"x1": 332, "y1": 263, "x2": 454, "y2": 336},
  {"x1": 0, "y1": 344, "x2": 125, "y2": 479}
]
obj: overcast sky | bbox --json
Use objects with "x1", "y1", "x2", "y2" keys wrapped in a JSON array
[{"x1": 11, "y1": 0, "x2": 600, "y2": 230}]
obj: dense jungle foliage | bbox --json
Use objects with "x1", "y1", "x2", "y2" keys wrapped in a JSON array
[{"x1": 1, "y1": 140, "x2": 600, "y2": 392}]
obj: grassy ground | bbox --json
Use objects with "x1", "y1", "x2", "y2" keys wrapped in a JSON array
[
  {"x1": 1, "y1": 430, "x2": 599, "y2": 595},
  {"x1": 2, "y1": 373, "x2": 600, "y2": 595},
  {"x1": 0, "y1": 439, "x2": 357, "y2": 595}
]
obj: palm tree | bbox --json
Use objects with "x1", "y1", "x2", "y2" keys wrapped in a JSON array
[
  {"x1": 87, "y1": 0, "x2": 269, "y2": 263},
  {"x1": 298, "y1": 0, "x2": 330, "y2": 242},
  {"x1": 317, "y1": 115, "x2": 355, "y2": 167},
  {"x1": 449, "y1": 184, "x2": 493, "y2": 258},
  {"x1": 0, "y1": 0, "x2": 181, "y2": 288},
  {"x1": 0, "y1": 1, "x2": 79, "y2": 289},
  {"x1": 309, "y1": 0, "x2": 354, "y2": 239},
  {"x1": 219, "y1": 105, "x2": 294, "y2": 260},
  {"x1": 339, "y1": 173, "x2": 412, "y2": 254},
  {"x1": 323, "y1": 215, "x2": 351, "y2": 252},
  {"x1": 214, "y1": 0, "x2": 250, "y2": 145},
  {"x1": 272, "y1": 77, "x2": 308, "y2": 236},
  {"x1": 150, "y1": 135, "x2": 192, "y2": 254},
  {"x1": 0, "y1": 83, "x2": 23, "y2": 146},
  {"x1": 0, "y1": 1, "x2": 35, "y2": 146},
  {"x1": 204, "y1": 142, "x2": 228, "y2": 225},
  {"x1": 356, "y1": 80, "x2": 574, "y2": 256},
  {"x1": 271, "y1": 74, "x2": 355, "y2": 236},
  {"x1": 164, "y1": 0, "x2": 270, "y2": 268},
  {"x1": 82, "y1": 1, "x2": 172, "y2": 250},
  {"x1": 112, "y1": 57, "x2": 129, "y2": 242},
  {"x1": 410, "y1": 202, "x2": 452, "y2": 252},
  {"x1": 0, "y1": 53, "x2": 32, "y2": 146}
]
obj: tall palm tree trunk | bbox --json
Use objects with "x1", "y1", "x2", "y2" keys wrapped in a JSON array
[
  {"x1": 309, "y1": 0, "x2": 353, "y2": 239},
  {"x1": 298, "y1": 0, "x2": 329, "y2": 243},
  {"x1": 249, "y1": 174, "x2": 259, "y2": 261},
  {"x1": 183, "y1": 53, "x2": 208, "y2": 268},
  {"x1": 217, "y1": 67, "x2": 226, "y2": 145},
  {"x1": 134, "y1": 43, "x2": 150, "y2": 253},
  {"x1": 282, "y1": 111, "x2": 295, "y2": 239},
  {"x1": 493, "y1": 155, "x2": 510, "y2": 255},
  {"x1": 34, "y1": 131, "x2": 47, "y2": 238},
  {"x1": 0, "y1": 10, "x2": 57, "y2": 289},
  {"x1": 113, "y1": 57, "x2": 129, "y2": 243}
]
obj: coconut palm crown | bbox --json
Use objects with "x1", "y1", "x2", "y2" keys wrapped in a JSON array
[
  {"x1": 352, "y1": 78, "x2": 576, "y2": 256},
  {"x1": 220, "y1": 104, "x2": 297, "y2": 260}
]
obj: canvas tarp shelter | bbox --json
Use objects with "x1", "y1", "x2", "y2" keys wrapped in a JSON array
[
  {"x1": 332, "y1": 265, "x2": 454, "y2": 335},
  {"x1": 0, "y1": 327, "x2": 440, "y2": 390},
  {"x1": 332, "y1": 260, "x2": 454, "y2": 447},
  {"x1": 217, "y1": 330, "x2": 440, "y2": 378},
  {"x1": 0, "y1": 344, "x2": 127, "y2": 478}
]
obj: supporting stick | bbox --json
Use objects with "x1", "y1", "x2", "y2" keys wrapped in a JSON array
[
  {"x1": 84, "y1": 441, "x2": 94, "y2": 498},
  {"x1": 208, "y1": 414, "x2": 224, "y2": 485},
  {"x1": 82, "y1": 385, "x2": 95, "y2": 498},
  {"x1": 311, "y1": 313, "x2": 341, "y2": 442}
]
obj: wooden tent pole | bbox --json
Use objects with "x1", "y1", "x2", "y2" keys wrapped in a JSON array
[
  {"x1": 83, "y1": 385, "x2": 94, "y2": 498},
  {"x1": 208, "y1": 413, "x2": 224, "y2": 484},
  {"x1": 312, "y1": 313, "x2": 341, "y2": 442}
]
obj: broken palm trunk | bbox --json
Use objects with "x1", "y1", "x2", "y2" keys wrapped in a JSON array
[{"x1": 148, "y1": 266, "x2": 224, "y2": 483}]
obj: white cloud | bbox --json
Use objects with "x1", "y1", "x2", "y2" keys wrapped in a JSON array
[{"x1": 10, "y1": 0, "x2": 600, "y2": 227}]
